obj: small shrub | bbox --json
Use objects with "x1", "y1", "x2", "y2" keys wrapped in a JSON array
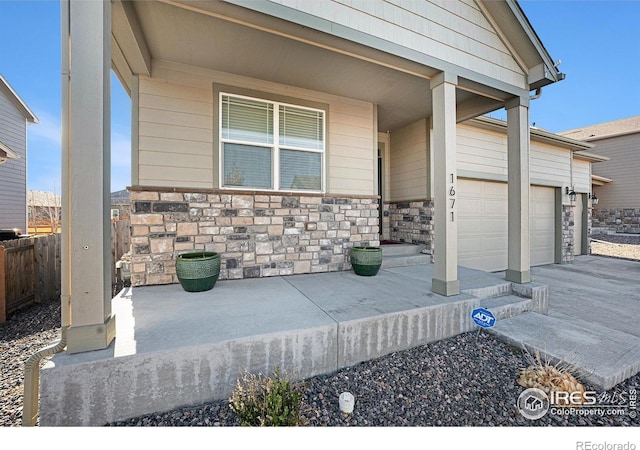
[
  {"x1": 229, "y1": 367, "x2": 306, "y2": 426},
  {"x1": 518, "y1": 348, "x2": 586, "y2": 406}
]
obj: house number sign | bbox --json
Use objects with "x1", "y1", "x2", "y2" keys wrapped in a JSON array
[{"x1": 449, "y1": 173, "x2": 456, "y2": 222}]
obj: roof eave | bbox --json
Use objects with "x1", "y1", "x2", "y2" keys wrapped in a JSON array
[
  {"x1": 0, "y1": 140, "x2": 20, "y2": 160},
  {"x1": 468, "y1": 116, "x2": 593, "y2": 151},
  {"x1": 505, "y1": 0, "x2": 565, "y2": 89},
  {"x1": 592, "y1": 174, "x2": 612, "y2": 186},
  {"x1": 0, "y1": 74, "x2": 39, "y2": 124},
  {"x1": 573, "y1": 151, "x2": 610, "y2": 163}
]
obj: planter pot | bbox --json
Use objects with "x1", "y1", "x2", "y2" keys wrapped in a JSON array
[
  {"x1": 350, "y1": 246, "x2": 382, "y2": 276},
  {"x1": 175, "y1": 251, "x2": 221, "y2": 292}
]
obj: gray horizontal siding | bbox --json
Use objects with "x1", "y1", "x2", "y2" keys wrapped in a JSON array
[
  {"x1": 0, "y1": 92, "x2": 28, "y2": 230},
  {"x1": 591, "y1": 133, "x2": 640, "y2": 209}
]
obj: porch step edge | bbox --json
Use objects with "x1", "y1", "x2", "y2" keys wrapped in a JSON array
[
  {"x1": 381, "y1": 254, "x2": 431, "y2": 268},
  {"x1": 381, "y1": 244, "x2": 424, "y2": 257}
]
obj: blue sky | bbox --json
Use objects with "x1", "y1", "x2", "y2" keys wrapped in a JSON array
[{"x1": 1, "y1": 0, "x2": 639, "y2": 193}]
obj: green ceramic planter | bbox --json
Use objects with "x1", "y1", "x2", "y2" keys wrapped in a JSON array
[
  {"x1": 350, "y1": 246, "x2": 382, "y2": 276},
  {"x1": 176, "y1": 251, "x2": 221, "y2": 292}
]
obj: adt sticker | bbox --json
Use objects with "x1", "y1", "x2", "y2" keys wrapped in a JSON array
[{"x1": 472, "y1": 308, "x2": 496, "y2": 328}]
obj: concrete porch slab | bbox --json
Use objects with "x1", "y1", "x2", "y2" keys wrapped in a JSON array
[{"x1": 39, "y1": 263, "x2": 544, "y2": 426}]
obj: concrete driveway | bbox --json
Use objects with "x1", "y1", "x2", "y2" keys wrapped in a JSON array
[
  {"x1": 492, "y1": 254, "x2": 640, "y2": 389},
  {"x1": 531, "y1": 255, "x2": 640, "y2": 338}
]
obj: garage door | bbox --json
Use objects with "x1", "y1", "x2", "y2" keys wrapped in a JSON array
[
  {"x1": 458, "y1": 180, "x2": 555, "y2": 271},
  {"x1": 573, "y1": 194, "x2": 583, "y2": 256},
  {"x1": 530, "y1": 186, "x2": 555, "y2": 266},
  {"x1": 458, "y1": 180, "x2": 508, "y2": 271}
]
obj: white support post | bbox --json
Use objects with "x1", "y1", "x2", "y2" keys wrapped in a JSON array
[
  {"x1": 431, "y1": 72, "x2": 459, "y2": 297},
  {"x1": 62, "y1": 0, "x2": 115, "y2": 353},
  {"x1": 505, "y1": 96, "x2": 531, "y2": 284}
]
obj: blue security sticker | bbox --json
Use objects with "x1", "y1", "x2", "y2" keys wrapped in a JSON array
[{"x1": 471, "y1": 308, "x2": 496, "y2": 328}]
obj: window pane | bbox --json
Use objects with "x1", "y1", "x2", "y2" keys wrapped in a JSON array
[
  {"x1": 279, "y1": 105, "x2": 323, "y2": 150},
  {"x1": 279, "y1": 150, "x2": 321, "y2": 191},
  {"x1": 223, "y1": 143, "x2": 272, "y2": 189},
  {"x1": 222, "y1": 95, "x2": 273, "y2": 144}
]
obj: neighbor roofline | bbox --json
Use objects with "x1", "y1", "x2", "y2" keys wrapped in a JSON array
[
  {"x1": 0, "y1": 74, "x2": 39, "y2": 124},
  {"x1": 579, "y1": 129, "x2": 640, "y2": 142}
]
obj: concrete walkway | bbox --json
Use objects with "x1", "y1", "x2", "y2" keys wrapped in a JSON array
[{"x1": 489, "y1": 255, "x2": 640, "y2": 390}]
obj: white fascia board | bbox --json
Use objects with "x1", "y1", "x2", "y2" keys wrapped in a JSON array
[{"x1": 0, "y1": 74, "x2": 39, "y2": 124}]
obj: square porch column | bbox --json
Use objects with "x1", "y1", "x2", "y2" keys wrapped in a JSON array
[
  {"x1": 431, "y1": 72, "x2": 459, "y2": 296},
  {"x1": 61, "y1": 0, "x2": 115, "y2": 353},
  {"x1": 505, "y1": 96, "x2": 531, "y2": 284}
]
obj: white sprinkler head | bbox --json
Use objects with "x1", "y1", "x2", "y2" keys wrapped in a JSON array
[{"x1": 339, "y1": 391, "x2": 355, "y2": 414}]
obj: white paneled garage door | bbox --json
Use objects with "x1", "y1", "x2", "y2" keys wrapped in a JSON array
[
  {"x1": 529, "y1": 186, "x2": 555, "y2": 266},
  {"x1": 458, "y1": 179, "x2": 555, "y2": 271},
  {"x1": 458, "y1": 179, "x2": 508, "y2": 271}
]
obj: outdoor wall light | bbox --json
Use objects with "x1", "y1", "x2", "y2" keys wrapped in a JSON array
[
  {"x1": 589, "y1": 193, "x2": 599, "y2": 205},
  {"x1": 565, "y1": 186, "x2": 577, "y2": 202}
]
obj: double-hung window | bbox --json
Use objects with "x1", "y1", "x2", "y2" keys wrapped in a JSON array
[{"x1": 220, "y1": 93, "x2": 325, "y2": 192}]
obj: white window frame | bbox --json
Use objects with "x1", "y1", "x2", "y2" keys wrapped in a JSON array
[{"x1": 219, "y1": 92, "x2": 326, "y2": 193}]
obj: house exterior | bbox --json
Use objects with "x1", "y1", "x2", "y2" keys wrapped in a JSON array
[
  {"x1": 110, "y1": 189, "x2": 131, "y2": 221},
  {"x1": 560, "y1": 116, "x2": 640, "y2": 234},
  {"x1": 0, "y1": 74, "x2": 39, "y2": 233},
  {"x1": 27, "y1": 190, "x2": 62, "y2": 235},
  {"x1": 60, "y1": 0, "x2": 570, "y2": 355}
]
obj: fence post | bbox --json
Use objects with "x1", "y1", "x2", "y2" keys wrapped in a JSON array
[{"x1": 0, "y1": 246, "x2": 6, "y2": 323}]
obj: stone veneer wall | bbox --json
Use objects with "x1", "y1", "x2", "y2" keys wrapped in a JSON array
[
  {"x1": 587, "y1": 206, "x2": 593, "y2": 255},
  {"x1": 561, "y1": 205, "x2": 575, "y2": 264},
  {"x1": 592, "y1": 208, "x2": 640, "y2": 234},
  {"x1": 384, "y1": 200, "x2": 434, "y2": 253},
  {"x1": 128, "y1": 188, "x2": 380, "y2": 286}
]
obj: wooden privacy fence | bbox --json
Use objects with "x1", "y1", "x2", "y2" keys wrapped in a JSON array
[
  {"x1": 111, "y1": 220, "x2": 131, "y2": 289},
  {"x1": 0, "y1": 222, "x2": 131, "y2": 322},
  {"x1": 0, "y1": 234, "x2": 61, "y2": 323}
]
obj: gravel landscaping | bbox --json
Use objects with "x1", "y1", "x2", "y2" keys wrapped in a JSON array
[
  {"x1": 591, "y1": 233, "x2": 640, "y2": 261},
  {"x1": 2, "y1": 299, "x2": 638, "y2": 427}
]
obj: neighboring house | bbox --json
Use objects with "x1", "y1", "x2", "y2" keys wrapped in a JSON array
[
  {"x1": 110, "y1": 189, "x2": 131, "y2": 221},
  {"x1": 559, "y1": 116, "x2": 640, "y2": 234},
  {"x1": 27, "y1": 190, "x2": 62, "y2": 235},
  {"x1": 0, "y1": 74, "x2": 39, "y2": 233}
]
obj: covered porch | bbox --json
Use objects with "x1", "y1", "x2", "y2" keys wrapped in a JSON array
[
  {"x1": 39, "y1": 262, "x2": 548, "y2": 426},
  {"x1": 59, "y1": 0, "x2": 562, "y2": 352}
]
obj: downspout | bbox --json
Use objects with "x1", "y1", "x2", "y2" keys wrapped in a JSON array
[
  {"x1": 22, "y1": 0, "x2": 72, "y2": 426},
  {"x1": 22, "y1": 328, "x2": 67, "y2": 426}
]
